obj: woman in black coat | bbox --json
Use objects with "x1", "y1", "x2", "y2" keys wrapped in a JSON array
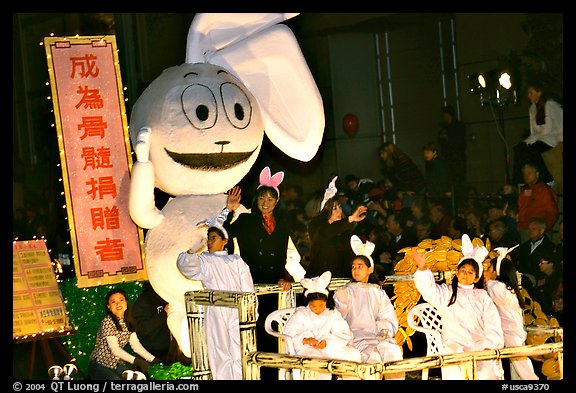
[
  {"x1": 222, "y1": 168, "x2": 305, "y2": 379},
  {"x1": 307, "y1": 195, "x2": 367, "y2": 279}
]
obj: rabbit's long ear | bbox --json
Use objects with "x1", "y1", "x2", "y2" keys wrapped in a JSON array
[
  {"x1": 461, "y1": 234, "x2": 473, "y2": 258},
  {"x1": 187, "y1": 13, "x2": 324, "y2": 162},
  {"x1": 186, "y1": 13, "x2": 298, "y2": 63}
]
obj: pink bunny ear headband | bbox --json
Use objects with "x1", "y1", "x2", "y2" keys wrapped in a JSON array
[
  {"x1": 459, "y1": 234, "x2": 489, "y2": 276},
  {"x1": 494, "y1": 245, "x2": 519, "y2": 275},
  {"x1": 350, "y1": 235, "x2": 375, "y2": 269},
  {"x1": 301, "y1": 271, "x2": 332, "y2": 297},
  {"x1": 258, "y1": 166, "x2": 284, "y2": 196},
  {"x1": 320, "y1": 176, "x2": 338, "y2": 212}
]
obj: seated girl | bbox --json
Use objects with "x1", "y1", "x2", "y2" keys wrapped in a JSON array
[
  {"x1": 334, "y1": 235, "x2": 404, "y2": 380},
  {"x1": 282, "y1": 271, "x2": 361, "y2": 380}
]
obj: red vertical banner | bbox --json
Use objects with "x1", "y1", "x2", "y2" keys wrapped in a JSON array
[{"x1": 44, "y1": 36, "x2": 146, "y2": 288}]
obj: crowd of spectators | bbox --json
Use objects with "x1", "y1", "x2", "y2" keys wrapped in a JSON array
[{"x1": 280, "y1": 145, "x2": 562, "y2": 327}]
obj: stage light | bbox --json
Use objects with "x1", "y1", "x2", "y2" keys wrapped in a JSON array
[
  {"x1": 478, "y1": 74, "x2": 486, "y2": 88},
  {"x1": 468, "y1": 73, "x2": 486, "y2": 93},
  {"x1": 498, "y1": 71, "x2": 512, "y2": 89},
  {"x1": 468, "y1": 68, "x2": 517, "y2": 106}
]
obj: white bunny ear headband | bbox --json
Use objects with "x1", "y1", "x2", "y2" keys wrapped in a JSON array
[
  {"x1": 301, "y1": 271, "x2": 332, "y2": 297},
  {"x1": 494, "y1": 245, "x2": 519, "y2": 276},
  {"x1": 320, "y1": 176, "x2": 338, "y2": 212},
  {"x1": 350, "y1": 235, "x2": 375, "y2": 270},
  {"x1": 198, "y1": 210, "x2": 229, "y2": 239},
  {"x1": 185, "y1": 13, "x2": 324, "y2": 162},
  {"x1": 459, "y1": 234, "x2": 489, "y2": 277}
]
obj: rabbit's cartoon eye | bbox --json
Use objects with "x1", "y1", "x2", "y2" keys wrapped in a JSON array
[
  {"x1": 220, "y1": 82, "x2": 252, "y2": 130},
  {"x1": 181, "y1": 84, "x2": 218, "y2": 130}
]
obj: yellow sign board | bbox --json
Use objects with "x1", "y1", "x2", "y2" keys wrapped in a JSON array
[{"x1": 13, "y1": 241, "x2": 72, "y2": 340}]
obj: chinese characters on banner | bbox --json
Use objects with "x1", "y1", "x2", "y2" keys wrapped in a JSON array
[
  {"x1": 13, "y1": 240, "x2": 72, "y2": 339},
  {"x1": 44, "y1": 36, "x2": 146, "y2": 288}
]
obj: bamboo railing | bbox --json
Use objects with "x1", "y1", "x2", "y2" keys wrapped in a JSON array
[{"x1": 184, "y1": 274, "x2": 563, "y2": 380}]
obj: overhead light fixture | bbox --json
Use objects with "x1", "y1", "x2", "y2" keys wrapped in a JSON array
[
  {"x1": 467, "y1": 68, "x2": 517, "y2": 106},
  {"x1": 468, "y1": 73, "x2": 486, "y2": 93},
  {"x1": 478, "y1": 74, "x2": 487, "y2": 89},
  {"x1": 498, "y1": 71, "x2": 512, "y2": 90}
]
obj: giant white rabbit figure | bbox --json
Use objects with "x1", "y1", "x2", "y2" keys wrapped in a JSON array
[{"x1": 128, "y1": 13, "x2": 324, "y2": 358}]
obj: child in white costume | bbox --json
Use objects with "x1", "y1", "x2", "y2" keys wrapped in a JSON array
[
  {"x1": 283, "y1": 271, "x2": 361, "y2": 380},
  {"x1": 176, "y1": 225, "x2": 256, "y2": 380},
  {"x1": 334, "y1": 235, "x2": 405, "y2": 380},
  {"x1": 484, "y1": 247, "x2": 539, "y2": 380},
  {"x1": 411, "y1": 234, "x2": 505, "y2": 380}
]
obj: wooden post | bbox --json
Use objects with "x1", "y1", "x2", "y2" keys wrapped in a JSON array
[
  {"x1": 185, "y1": 294, "x2": 212, "y2": 380},
  {"x1": 238, "y1": 292, "x2": 258, "y2": 380}
]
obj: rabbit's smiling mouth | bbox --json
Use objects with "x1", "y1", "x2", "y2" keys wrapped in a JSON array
[{"x1": 164, "y1": 148, "x2": 257, "y2": 171}]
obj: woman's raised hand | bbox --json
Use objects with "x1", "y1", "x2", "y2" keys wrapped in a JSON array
[
  {"x1": 349, "y1": 205, "x2": 368, "y2": 223},
  {"x1": 226, "y1": 186, "x2": 242, "y2": 211}
]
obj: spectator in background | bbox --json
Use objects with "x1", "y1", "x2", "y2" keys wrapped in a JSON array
[
  {"x1": 415, "y1": 217, "x2": 433, "y2": 243},
  {"x1": 384, "y1": 210, "x2": 418, "y2": 268},
  {"x1": 447, "y1": 215, "x2": 468, "y2": 240},
  {"x1": 460, "y1": 186, "x2": 481, "y2": 216},
  {"x1": 487, "y1": 218, "x2": 520, "y2": 249},
  {"x1": 512, "y1": 78, "x2": 562, "y2": 188},
  {"x1": 486, "y1": 200, "x2": 520, "y2": 246},
  {"x1": 438, "y1": 105, "x2": 467, "y2": 202},
  {"x1": 429, "y1": 202, "x2": 452, "y2": 239},
  {"x1": 367, "y1": 225, "x2": 393, "y2": 278},
  {"x1": 505, "y1": 203, "x2": 520, "y2": 229},
  {"x1": 407, "y1": 195, "x2": 429, "y2": 229},
  {"x1": 378, "y1": 142, "x2": 426, "y2": 207},
  {"x1": 500, "y1": 184, "x2": 519, "y2": 207},
  {"x1": 342, "y1": 173, "x2": 375, "y2": 214},
  {"x1": 280, "y1": 184, "x2": 305, "y2": 212},
  {"x1": 517, "y1": 162, "x2": 558, "y2": 239},
  {"x1": 512, "y1": 217, "x2": 556, "y2": 294},
  {"x1": 554, "y1": 219, "x2": 563, "y2": 262},
  {"x1": 533, "y1": 250, "x2": 563, "y2": 326},
  {"x1": 422, "y1": 141, "x2": 453, "y2": 206},
  {"x1": 464, "y1": 208, "x2": 487, "y2": 240}
]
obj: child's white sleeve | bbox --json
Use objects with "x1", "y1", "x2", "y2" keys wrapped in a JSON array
[
  {"x1": 413, "y1": 268, "x2": 450, "y2": 309},
  {"x1": 176, "y1": 251, "x2": 203, "y2": 280}
]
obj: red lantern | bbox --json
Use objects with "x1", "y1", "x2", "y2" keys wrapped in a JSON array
[{"x1": 342, "y1": 113, "x2": 359, "y2": 138}]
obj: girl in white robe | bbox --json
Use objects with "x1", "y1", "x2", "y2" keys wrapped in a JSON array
[
  {"x1": 334, "y1": 235, "x2": 404, "y2": 379},
  {"x1": 177, "y1": 225, "x2": 256, "y2": 380},
  {"x1": 283, "y1": 271, "x2": 361, "y2": 380},
  {"x1": 484, "y1": 248, "x2": 539, "y2": 380},
  {"x1": 410, "y1": 238, "x2": 505, "y2": 380}
]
